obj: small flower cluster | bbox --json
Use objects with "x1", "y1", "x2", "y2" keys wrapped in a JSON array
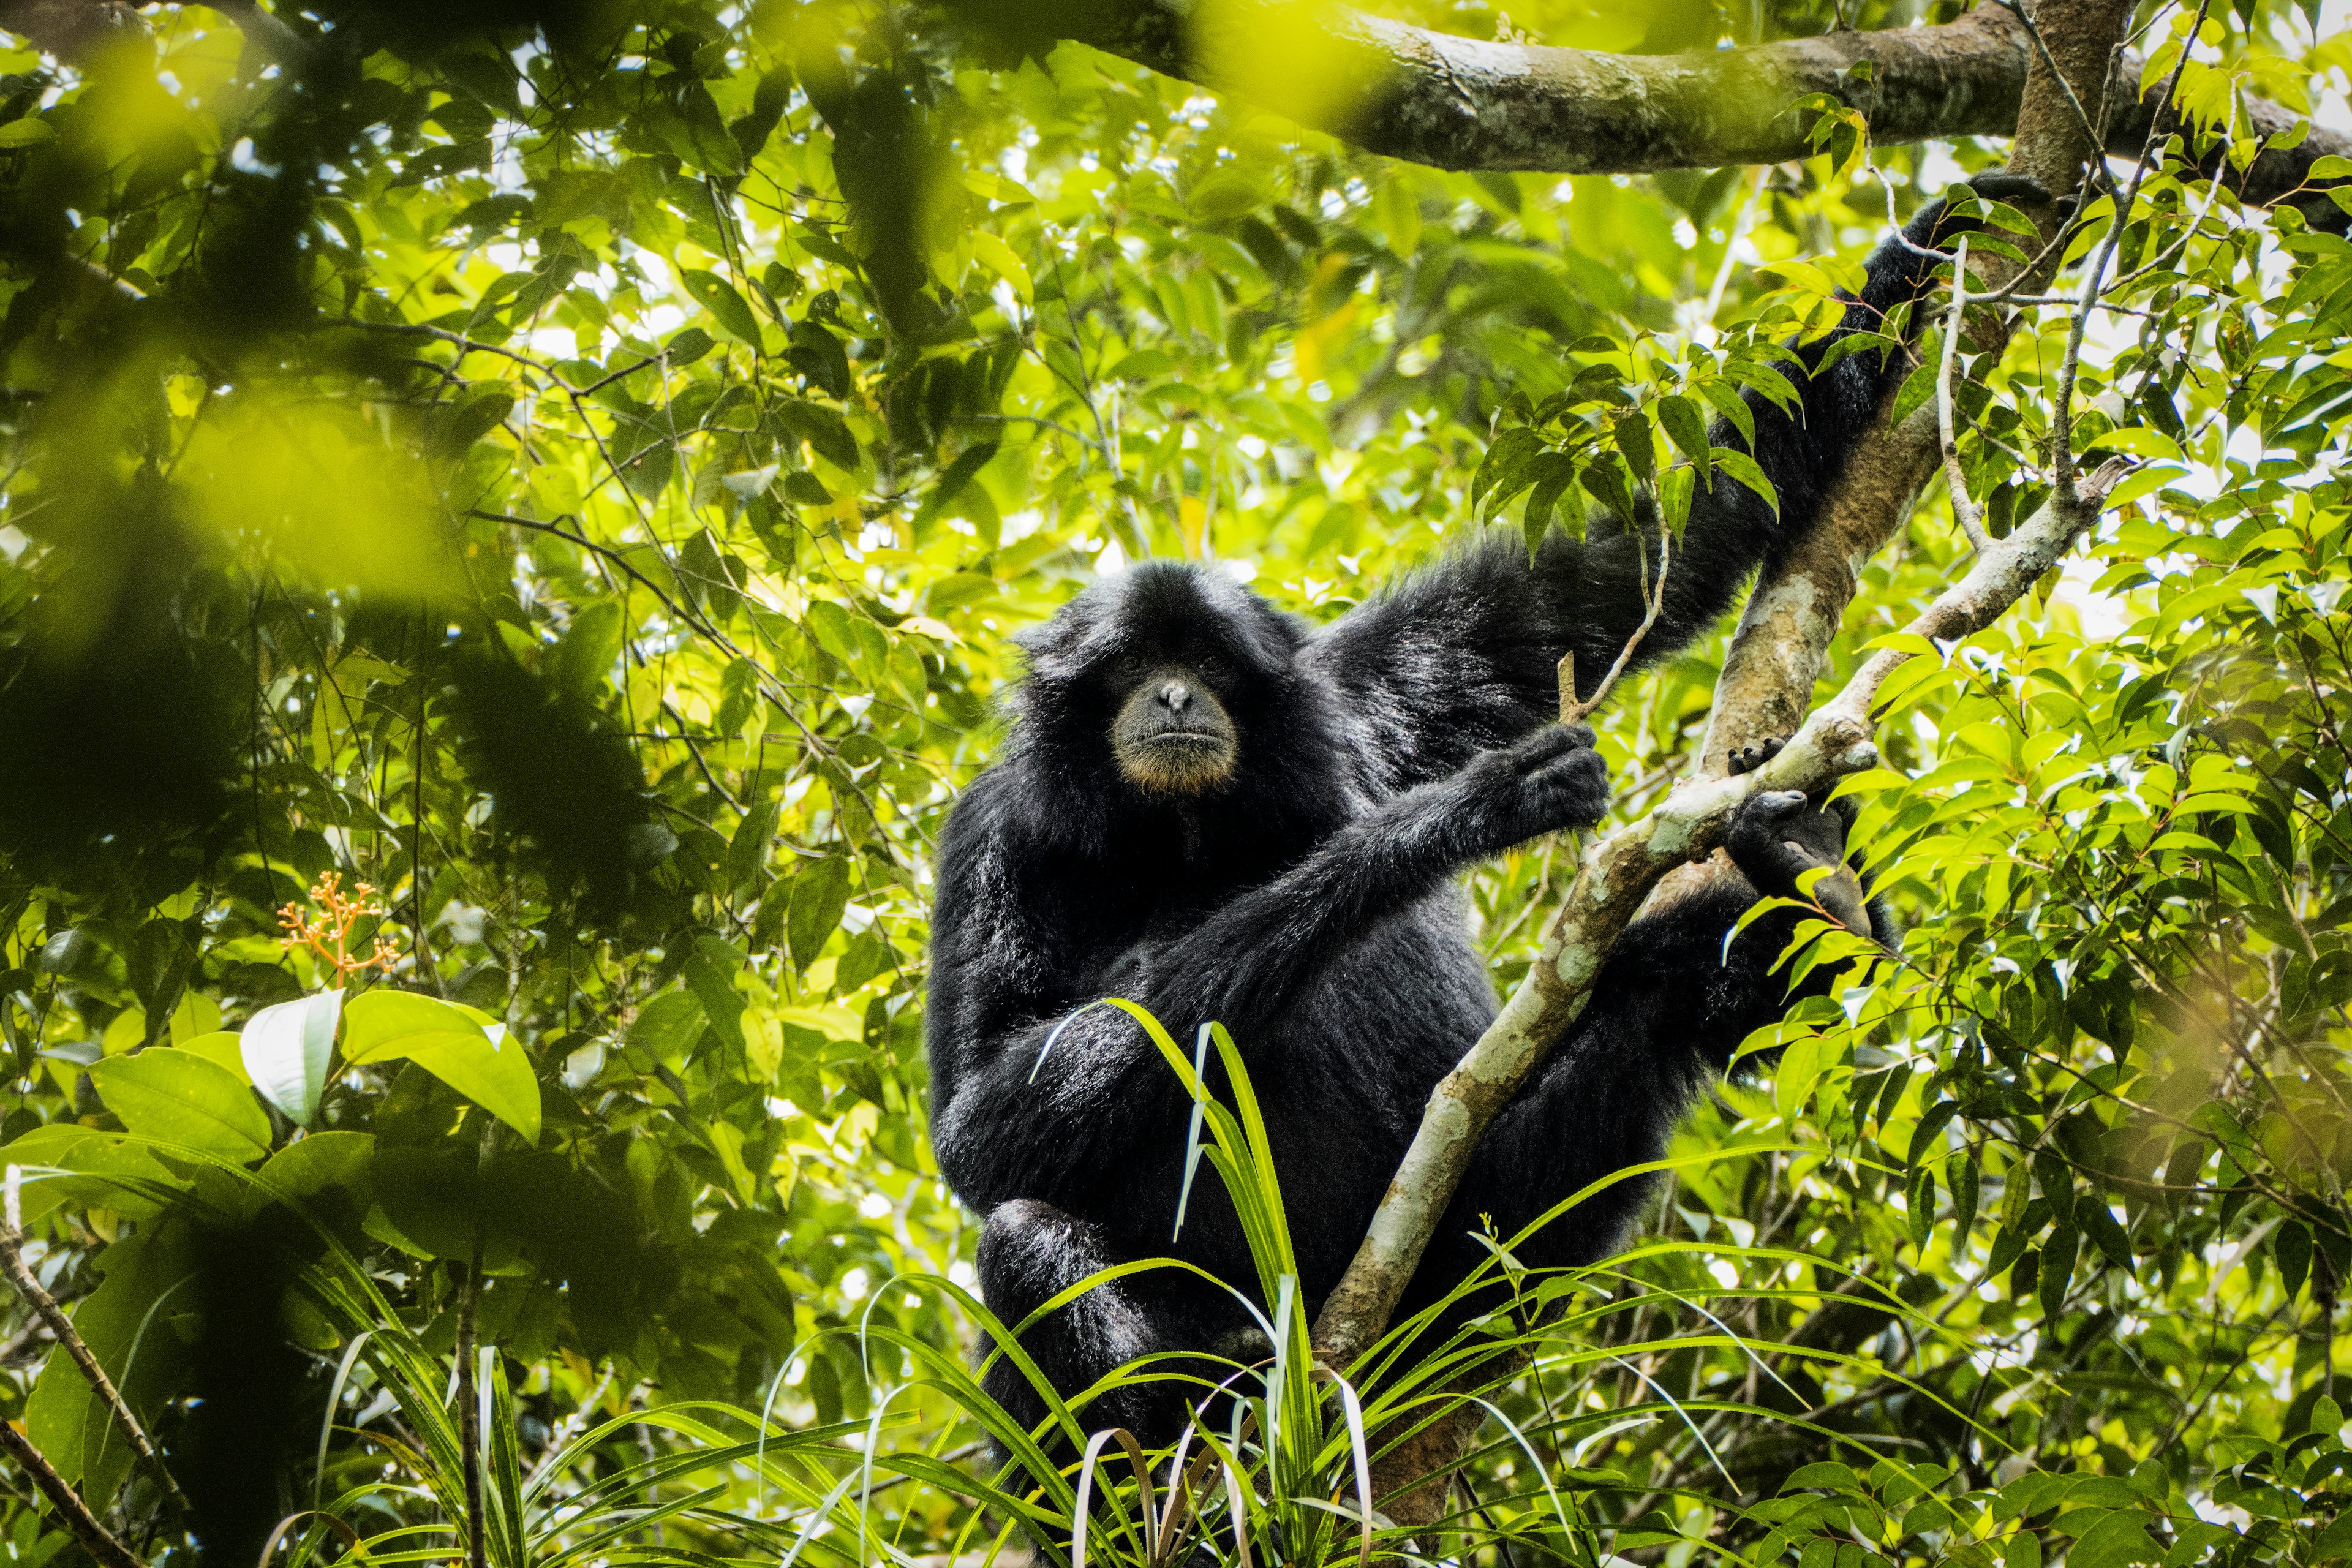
[{"x1": 277, "y1": 872, "x2": 400, "y2": 978}]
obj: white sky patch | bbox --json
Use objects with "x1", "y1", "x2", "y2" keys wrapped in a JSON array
[{"x1": 2050, "y1": 555, "x2": 2132, "y2": 643}]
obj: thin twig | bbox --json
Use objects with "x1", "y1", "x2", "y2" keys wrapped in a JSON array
[
  {"x1": 1560, "y1": 529, "x2": 1673, "y2": 723},
  {"x1": 0, "y1": 1420, "x2": 146, "y2": 1568},
  {"x1": 2055, "y1": 0, "x2": 2212, "y2": 498},
  {"x1": 0, "y1": 1170, "x2": 186, "y2": 1514},
  {"x1": 1937, "y1": 238, "x2": 1992, "y2": 552},
  {"x1": 1993, "y1": 293, "x2": 2164, "y2": 315},
  {"x1": 1994, "y1": 0, "x2": 2127, "y2": 203}
]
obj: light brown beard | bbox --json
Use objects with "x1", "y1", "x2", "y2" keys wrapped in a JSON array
[{"x1": 1115, "y1": 733, "x2": 1237, "y2": 796}]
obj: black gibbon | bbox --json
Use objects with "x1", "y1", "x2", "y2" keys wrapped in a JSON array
[{"x1": 927, "y1": 176, "x2": 2038, "y2": 1444}]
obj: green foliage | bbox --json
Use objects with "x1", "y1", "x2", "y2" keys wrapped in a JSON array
[{"x1": 0, "y1": 0, "x2": 2345, "y2": 1562}]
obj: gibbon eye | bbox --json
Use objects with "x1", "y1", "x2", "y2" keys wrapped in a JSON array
[
  {"x1": 1114, "y1": 652, "x2": 1150, "y2": 678},
  {"x1": 1195, "y1": 650, "x2": 1227, "y2": 679}
]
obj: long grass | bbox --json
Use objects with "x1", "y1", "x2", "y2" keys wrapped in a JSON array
[{"x1": 26, "y1": 1019, "x2": 1956, "y2": 1568}]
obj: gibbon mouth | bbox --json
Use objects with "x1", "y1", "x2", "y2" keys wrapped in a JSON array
[{"x1": 1117, "y1": 726, "x2": 1238, "y2": 796}]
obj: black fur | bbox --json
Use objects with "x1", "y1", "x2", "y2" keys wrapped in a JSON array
[{"x1": 927, "y1": 185, "x2": 2007, "y2": 1448}]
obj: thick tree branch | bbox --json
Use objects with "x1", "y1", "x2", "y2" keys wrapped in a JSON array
[
  {"x1": 1315, "y1": 460, "x2": 2127, "y2": 1374},
  {"x1": 1689, "y1": 0, "x2": 2128, "y2": 788},
  {"x1": 972, "y1": 0, "x2": 2348, "y2": 223},
  {"x1": 0, "y1": 0, "x2": 300, "y2": 64},
  {"x1": 1317, "y1": 6, "x2": 2145, "y2": 1523},
  {"x1": 0, "y1": 0, "x2": 140, "y2": 60}
]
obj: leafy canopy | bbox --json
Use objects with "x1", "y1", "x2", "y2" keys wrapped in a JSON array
[{"x1": 0, "y1": 0, "x2": 2348, "y2": 1562}]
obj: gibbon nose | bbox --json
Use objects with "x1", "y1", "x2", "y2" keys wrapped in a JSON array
[{"x1": 1156, "y1": 679, "x2": 1194, "y2": 715}]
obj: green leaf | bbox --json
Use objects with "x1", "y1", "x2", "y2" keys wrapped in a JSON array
[
  {"x1": 1614, "y1": 405, "x2": 1654, "y2": 484},
  {"x1": 1710, "y1": 448, "x2": 1779, "y2": 517},
  {"x1": 1947, "y1": 1149, "x2": 1980, "y2": 1240},
  {"x1": 1695, "y1": 379, "x2": 1756, "y2": 447},
  {"x1": 2079, "y1": 1199, "x2": 2134, "y2": 1272},
  {"x1": 1471, "y1": 428, "x2": 1545, "y2": 515},
  {"x1": 247, "y1": 1130, "x2": 374, "y2": 1219},
  {"x1": 1656, "y1": 464, "x2": 1694, "y2": 535},
  {"x1": 628, "y1": 989, "x2": 706, "y2": 1062},
  {"x1": 553, "y1": 601, "x2": 625, "y2": 697},
  {"x1": 240, "y1": 989, "x2": 342, "y2": 1128},
  {"x1": 1522, "y1": 456, "x2": 1580, "y2": 550},
  {"x1": 918, "y1": 442, "x2": 1000, "y2": 526},
  {"x1": 342, "y1": 992, "x2": 539, "y2": 1144},
  {"x1": 1907, "y1": 1163, "x2": 1937, "y2": 1251},
  {"x1": 1907, "y1": 1099, "x2": 1960, "y2": 1166},
  {"x1": 2038, "y1": 1224, "x2": 2078, "y2": 1318},
  {"x1": 431, "y1": 387, "x2": 517, "y2": 457},
  {"x1": 342, "y1": 990, "x2": 493, "y2": 1062},
  {"x1": 2275, "y1": 1219, "x2": 2312, "y2": 1296},
  {"x1": 1784, "y1": 1461, "x2": 1860, "y2": 1493},
  {"x1": 685, "y1": 950, "x2": 748, "y2": 1058},
  {"x1": 680, "y1": 270, "x2": 764, "y2": 346},
  {"x1": 2084, "y1": 426, "x2": 2182, "y2": 461},
  {"x1": 788, "y1": 856, "x2": 853, "y2": 971},
  {"x1": 778, "y1": 400, "x2": 859, "y2": 470},
  {"x1": 741, "y1": 1004, "x2": 784, "y2": 1083},
  {"x1": 176, "y1": 1030, "x2": 247, "y2": 1079},
  {"x1": 1108, "y1": 350, "x2": 1176, "y2": 380},
  {"x1": 1580, "y1": 453, "x2": 1640, "y2": 523},
  {"x1": 0, "y1": 119, "x2": 56, "y2": 148},
  {"x1": 2063, "y1": 1510, "x2": 2160, "y2": 1568},
  {"x1": 1656, "y1": 394, "x2": 1711, "y2": 486},
  {"x1": 88, "y1": 1051, "x2": 272, "y2": 1161}
]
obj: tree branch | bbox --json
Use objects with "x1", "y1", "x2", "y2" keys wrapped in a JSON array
[
  {"x1": 0, "y1": 0, "x2": 300, "y2": 63},
  {"x1": 1691, "y1": 0, "x2": 2128, "y2": 784},
  {"x1": 0, "y1": 1419, "x2": 146, "y2": 1568},
  {"x1": 1314, "y1": 0, "x2": 2144, "y2": 1457},
  {"x1": 1937, "y1": 237, "x2": 1994, "y2": 552},
  {"x1": 0, "y1": 0, "x2": 141, "y2": 62},
  {"x1": 0, "y1": 1169, "x2": 186, "y2": 1516},
  {"x1": 1314, "y1": 457, "x2": 2127, "y2": 1371},
  {"x1": 969, "y1": 0, "x2": 2348, "y2": 225}
]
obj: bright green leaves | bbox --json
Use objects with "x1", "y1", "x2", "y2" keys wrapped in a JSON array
[
  {"x1": 241, "y1": 989, "x2": 342, "y2": 1128},
  {"x1": 628, "y1": 989, "x2": 706, "y2": 1066},
  {"x1": 343, "y1": 992, "x2": 541, "y2": 1144},
  {"x1": 637, "y1": 79, "x2": 748, "y2": 178},
  {"x1": 86, "y1": 1050, "x2": 271, "y2": 1162},
  {"x1": 1654, "y1": 394, "x2": 1709, "y2": 487},
  {"x1": 1469, "y1": 426, "x2": 1547, "y2": 521},
  {"x1": 786, "y1": 856, "x2": 852, "y2": 973},
  {"x1": 679, "y1": 270, "x2": 765, "y2": 347},
  {"x1": 1474, "y1": 358, "x2": 1788, "y2": 552}
]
